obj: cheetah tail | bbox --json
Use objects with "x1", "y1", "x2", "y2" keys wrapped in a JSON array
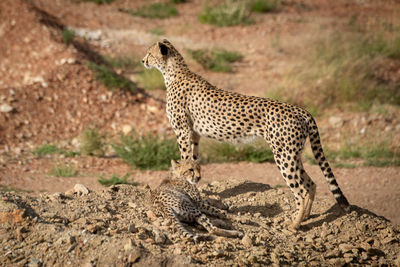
[
  {"x1": 308, "y1": 117, "x2": 350, "y2": 211},
  {"x1": 166, "y1": 209, "x2": 198, "y2": 241}
]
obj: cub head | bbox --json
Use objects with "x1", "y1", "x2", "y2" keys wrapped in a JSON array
[
  {"x1": 142, "y1": 39, "x2": 184, "y2": 72},
  {"x1": 170, "y1": 159, "x2": 201, "y2": 185}
]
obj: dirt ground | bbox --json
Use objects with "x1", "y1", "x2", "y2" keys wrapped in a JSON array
[{"x1": 1, "y1": 0, "x2": 400, "y2": 265}]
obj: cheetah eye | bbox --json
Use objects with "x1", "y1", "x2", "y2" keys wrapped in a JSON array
[{"x1": 189, "y1": 168, "x2": 194, "y2": 172}]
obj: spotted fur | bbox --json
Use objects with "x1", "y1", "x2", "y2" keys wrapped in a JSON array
[
  {"x1": 151, "y1": 159, "x2": 242, "y2": 241},
  {"x1": 143, "y1": 40, "x2": 350, "y2": 230}
]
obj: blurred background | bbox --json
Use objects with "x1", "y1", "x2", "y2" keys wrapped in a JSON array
[{"x1": 0, "y1": 0, "x2": 399, "y2": 223}]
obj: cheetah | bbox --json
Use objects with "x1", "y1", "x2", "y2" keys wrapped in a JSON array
[
  {"x1": 143, "y1": 39, "x2": 350, "y2": 230},
  {"x1": 151, "y1": 159, "x2": 243, "y2": 241}
]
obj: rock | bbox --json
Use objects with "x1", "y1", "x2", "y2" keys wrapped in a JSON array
[
  {"x1": 128, "y1": 249, "x2": 141, "y2": 263},
  {"x1": 339, "y1": 243, "x2": 354, "y2": 253},
  {"x1": 0, "y1": 103, "x2": 13, "y2": 113},
  {"x1": 0, "y1": 208, "x2": 25, "y2": 223},
  {"x1": 241, "y1": 235, "x2": 253, "y2": 248},
  {"x1": 146, "y1": 210, "x2": 157, "y2": 221},
  {"x1": 128, "y1": 224, "x2": 138, "y2": 233},
  {"x1": 122, "y1": 125, "x2": 132, "y2": 135},
  {"x1": 124, "y1": 239, "x2": 135, "y2": 251},
  {"x1": 74, "y1": 184, "x2": 89, "y2": 196},
  {"x1": 329, "y1": 116, "x2": 344, "y2": 128}
]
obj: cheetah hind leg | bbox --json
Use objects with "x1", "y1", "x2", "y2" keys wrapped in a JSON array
[
  {"x1": 298, "y1": 161, "x2": 317, "y2": 221},
  {"x1": 199, "y1": 200, "x2": 228, "y2": 219},
  {"x1": 165, "y1": 208, "x2": 199, "y2": 241},
  {"x1": 196, "y1": 214, "x2": 243, "y2": 238}
]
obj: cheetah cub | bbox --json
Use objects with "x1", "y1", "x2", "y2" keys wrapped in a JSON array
[
  {"x1": 143, "y1": 39, "x2": 350, "y2": 230},
  {"x1": 150, "y1": 160, "x2": 242, "y2": 241}
]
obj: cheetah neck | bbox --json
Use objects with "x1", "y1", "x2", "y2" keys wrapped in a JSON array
[{"x1": 161, "y1": 57, "x2": 190, "y2": 88}]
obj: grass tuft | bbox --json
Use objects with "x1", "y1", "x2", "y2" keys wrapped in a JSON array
[
  {"x1": 98, "y1": 173, "x2": 138, "y2": 187},
  {"x1": 200, "y1": 140, "x2": 274, "y2": 163},
  {"x1": 32, "y1": 144, "x2": 80, "y2": 158},
  {"x1": 80, "y1": 127, "x2": 105, "y2": 157},
  {"x1": 88, "y1": 62, "x2": 137, "y2": 93},
  {"x1": 50, "y1": 165, "x2": 77, "y2": 177},
  {"x1": 62, "y1": 28, "x2": 75, "y2": 45},
  {"x1": 250, "y1": 0, "x2": 279, "y2": 13},
  {"x1": 127, "y1": 3, "x2": 178, "y2": 19},
  {"x1": 0, "y1": 184, "x2": 33, "y2": 193},
  {"x1": 199, "y1": 0, "x2": 253, "y2": 27},
  {"x1": 33, "y1": 144, "x2": 61, "y2": 157},
  {"x1": 73, "y1": 0, "x2": 114, "y2": 4},
  {"x1": 188, "y1": 48, "x2": 243, "y2": 72},
  {"x1": 150, "y1": 27, "x2": 166, "y2": 36},
  {"x1": 113, "y1": 132, "x2": 180, "y2": 170}
]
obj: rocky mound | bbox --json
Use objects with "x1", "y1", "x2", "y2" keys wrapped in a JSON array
[
  {"x1": 0, "y1": 0, "x2": 169, "y2": 154},
  {"x1": 1, "y1": 180, "x2": 399, "y2": 266}
]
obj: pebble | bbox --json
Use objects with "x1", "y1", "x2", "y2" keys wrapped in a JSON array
[
  {"x1": 0, "y1": 103, "x2": 13, "y2": 113},
  {"x1": 241, "y1": 235, "x2": 253, "y2": 248},
  {"x1": 74, "y1": 184, "x2": 89, "y2": 196}
]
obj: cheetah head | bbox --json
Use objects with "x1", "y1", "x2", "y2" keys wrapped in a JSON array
[
  {"x1": 142, "y1": 39, "x2": 184, "y2": 72},
  {"x1": 170, "y1": 159, "x2": 201, "y2": 184}
]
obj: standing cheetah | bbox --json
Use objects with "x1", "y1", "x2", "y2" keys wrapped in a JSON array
[
  {"x1": 151, "y1": 159, "x2": 242, "y2": 241},
  {"x1": 143, "y1": 40, "x2": 350, "y2": 230}
]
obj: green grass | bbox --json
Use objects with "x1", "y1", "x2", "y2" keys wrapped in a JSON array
[
  {"x1": 127, "y1": 3, "x2": 178, "y2": 19},
  {"x1": 88, "y1": 62, "x2": 137, "y2": 93},
  {"x1": 73, "y1": 0, "x2": 114, "y2": 4},
  {"x1": 49, "y1": 165, "x2": 78, "y2": 177},
  {"x1": 113, "y1": 132, "x2": 180, "y2": 170},
  {"x1": 200, "y1": 140, "x2": 274, "y2": 164},
  {"x1": 250, "y1": 0, "x2": 279, "y2": 13},
  {"x1": 98, "y1": 173, "x2": 138, "y2": 187},
  {"x1": 104, "y1": 56, "x2": 139, "y2": 70},
  {"x1": 0, "y1": 184, "x2": 33, "y2": 193},
  {"x1": 188, "y1": 48, "x2": 243, "y2": 72},
  {"x1": 80, "y1": 127, "x2": 105, "y2": 157},
  {"x1": 270, "y1": 17, "x2": 400, "y2": 113},
  {"x1": 33, "y1": 144, "x2": 61, "y2": 157},
  {"x1": 138, "y1": 68, "x2": 166, "y2": 90},
  {"x1": 62, "y1": 28, "x2": 75, "y2": 45},
  {"x1": 199, "y1": 0, "x2": 253, "y2": 27},
  {"x1": 33, "y1": 144, "x2": 80, "y2": 158},
  {"x1": 306, "y1": 141, "x2": 400, "y2": 168},
  {"x1": 150, "y1": 27, "x2": 166, "y2": 36}
]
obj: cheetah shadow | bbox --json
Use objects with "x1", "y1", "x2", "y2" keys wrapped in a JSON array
[
  {"x1": 301, "y1": 204, "x2": 390, "y2": 232},
  {"x1": 202, "y1": 181, "x2": 283, "y2": 219}
]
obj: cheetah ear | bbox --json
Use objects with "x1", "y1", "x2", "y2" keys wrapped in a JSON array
[
  {"x1": 162, "y1": 39, "x2": 171, "y2": 44},
  {"x1": 171, "y1": 159, "x2": 178, "y2": 169},
  {"x1": 158, "y1": 42, "x2": 169, "y2": 56}
]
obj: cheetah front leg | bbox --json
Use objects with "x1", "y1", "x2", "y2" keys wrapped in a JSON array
[
  {"x1": 191, "y1": 132, "x2": 200, "y2": 161},
  {"x1": 173, "y1": 125, "x2": 193, "y2": 161}
]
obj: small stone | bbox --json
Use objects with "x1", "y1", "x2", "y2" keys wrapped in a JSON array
[
  {"x1": 128, "y1": 224, "x2": 137, "y2": 233},
  {"x1": 146, "y1": 210, "x2": 157, "y2": 221},
  {"x1": 339, "y1": 243, "x2": 354, "y2": 253},
  {"x1": 241, "y1": 235, "x2": 253, "y2": 248},
  {"x1": 329, "y1": 116, "x2": 344, "y2": 127},
  {"x1": 74, "y1": 184, "x2": 89, "y2": 196},
  {"x1": 128, "y1": 249, "x2": 141, "y2": 263},
  {"x1": 0, "y1": 103, "x2": 13, "y2": 113},
  {"x1": 124, "y1": 239, "x2": 135, "y2": 251},
  {"x1": 173, "y1": 247, "x2": 182, "y2": 255},
  {"x1": 122, "y1": 125, "x2": 132, "y2": 135},
  {"x1": 86, "y1": 224, "x2": 99, "y2": 233}
]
